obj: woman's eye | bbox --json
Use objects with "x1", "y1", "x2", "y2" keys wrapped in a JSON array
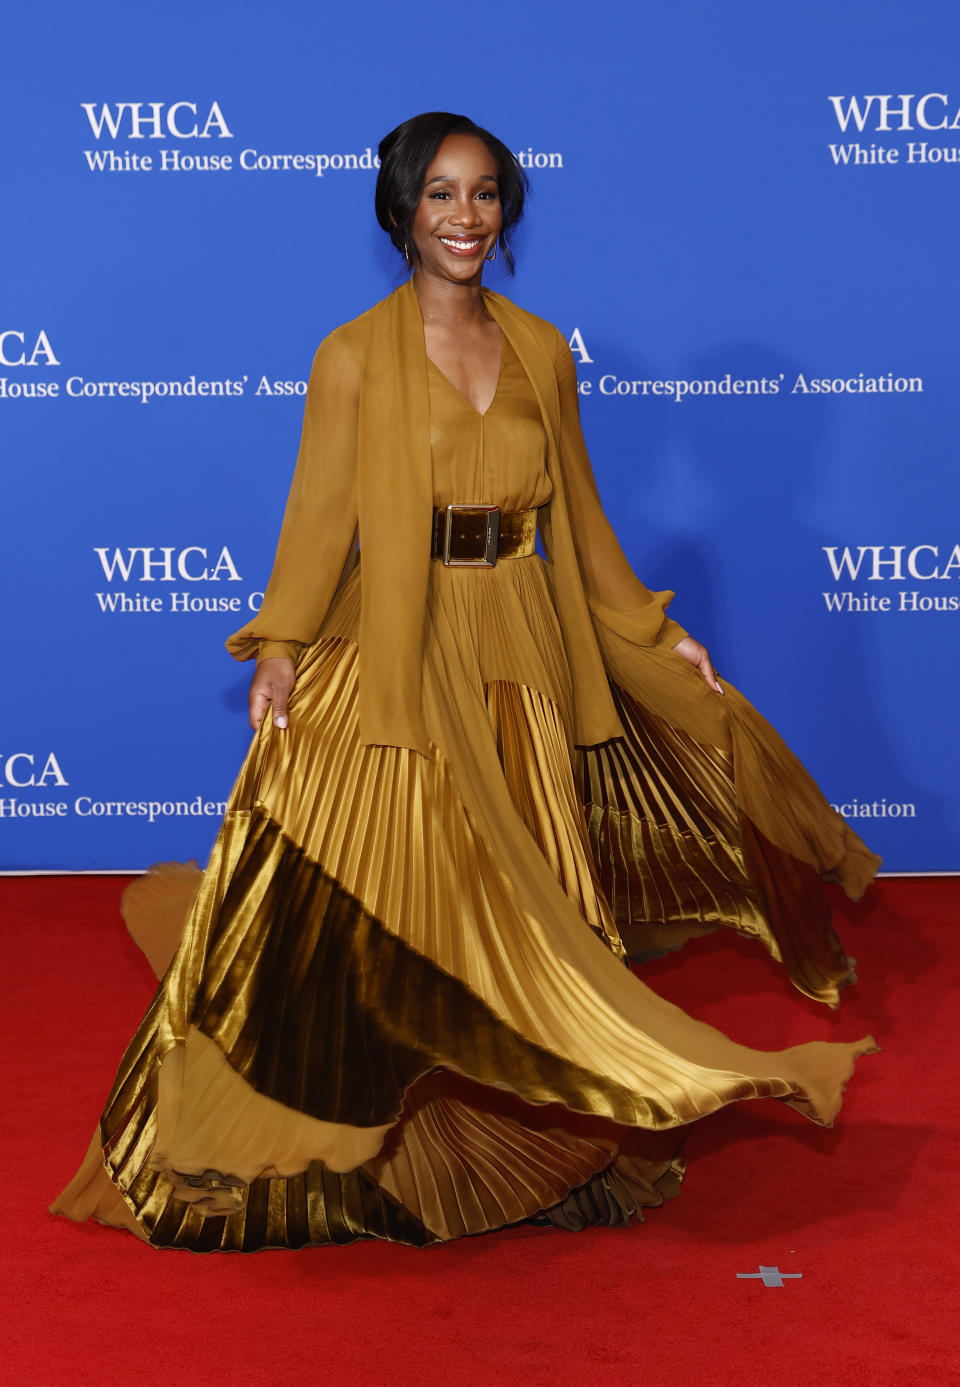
[{"x1": 425, "y1": 189, "x2": 497, "y2": 201}]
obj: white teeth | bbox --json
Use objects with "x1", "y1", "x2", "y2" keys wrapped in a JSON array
[{"x1": 441, "y1": 237, "x2": 480, "y2": 249}]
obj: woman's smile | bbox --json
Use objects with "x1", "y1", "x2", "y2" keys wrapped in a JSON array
[{"x1": 438, "y1": 235, "x2": 483, "y2": 256}]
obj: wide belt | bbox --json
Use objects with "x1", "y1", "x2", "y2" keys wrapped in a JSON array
[{"x1": 430, "y1": 504, "x2": 538, "y2": 567}]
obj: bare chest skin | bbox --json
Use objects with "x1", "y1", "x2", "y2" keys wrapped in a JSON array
[{"x1": 423, "y1": 318, "x2": 504, "y2": 416}]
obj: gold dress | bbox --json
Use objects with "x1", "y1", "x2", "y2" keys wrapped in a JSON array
[{"x1": 52, "y1": 335, "x2": 879, "y2": 1251}]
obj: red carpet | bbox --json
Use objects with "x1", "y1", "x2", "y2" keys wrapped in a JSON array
[{"x1": 3, "y1": 875, "x2": 957, "y2": 1386}]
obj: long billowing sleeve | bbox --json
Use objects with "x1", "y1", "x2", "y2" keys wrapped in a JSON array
[
  {"x1": 552, "y1": 332, "x2": 687, "y2": 650},
  {"x1": 226, "y1": 329, "x2": 360, "y2": 665}
]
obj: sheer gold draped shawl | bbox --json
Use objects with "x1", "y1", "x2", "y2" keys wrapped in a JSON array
[{"x1": 226, "y1": 279, "x2": 685, "y2": 755}]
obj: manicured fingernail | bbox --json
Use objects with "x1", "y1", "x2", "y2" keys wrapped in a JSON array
[
  {"x1": 275, "y1": 716, "x2": 288, "y2": 729},
  {"x1": 716, "y1": 684, "x2": 724, "y2": 695}
]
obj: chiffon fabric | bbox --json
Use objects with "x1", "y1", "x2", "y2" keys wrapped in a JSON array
[{"x1": 52, "y1": 331, "x2": 879, "y2": 1252}]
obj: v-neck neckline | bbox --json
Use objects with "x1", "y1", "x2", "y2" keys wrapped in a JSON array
[{"x1": 426, "y1": 335, "x2": 506, "y2": 419}]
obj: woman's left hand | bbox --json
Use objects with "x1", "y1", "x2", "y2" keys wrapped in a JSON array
[{"x1": 672, "y1": 636, "x2": 724, "y2": 694}]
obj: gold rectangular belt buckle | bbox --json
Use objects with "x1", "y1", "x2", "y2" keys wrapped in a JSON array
[{"x1": 443, "y1": 503, "x2": 500, "y2": 567}]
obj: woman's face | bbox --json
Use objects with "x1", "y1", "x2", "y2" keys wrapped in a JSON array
[{"x1": 408, "y1": 134, "x2": 503, "y2": 283}]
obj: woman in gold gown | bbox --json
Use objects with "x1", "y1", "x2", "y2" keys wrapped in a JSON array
[{"x1": 52, "y1": 112, "x2": 879, "y2": 1251}]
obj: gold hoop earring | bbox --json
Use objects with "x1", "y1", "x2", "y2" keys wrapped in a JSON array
[{"x1": 486, "y1": 243, "x2": 497, "y2": 262}]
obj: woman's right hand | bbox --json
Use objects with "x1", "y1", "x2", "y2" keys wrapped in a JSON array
[{"x1": 249, "y1": 657, "x2": 296, "y2": 731}]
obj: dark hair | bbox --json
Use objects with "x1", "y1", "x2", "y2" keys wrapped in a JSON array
[{"x1": 376, "y1": 112, "x2": 529, "y2": 276}]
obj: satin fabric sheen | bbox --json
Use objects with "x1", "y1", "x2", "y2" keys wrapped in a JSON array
[{"x1": 51, "y1": 334, "x2": 880, "y2": 1250}]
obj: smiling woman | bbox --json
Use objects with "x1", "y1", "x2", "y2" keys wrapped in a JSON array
[
  {"x1": 375, "y1": 112, "x2": 528, "y2": 273},
  {"x1": 51, "y1": 110, "x2": 880, "y2": 1252}
]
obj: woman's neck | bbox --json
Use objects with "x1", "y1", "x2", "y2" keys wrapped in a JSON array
[{"x1": 411, "y1": 270, "x2": 491, "y2": 329}]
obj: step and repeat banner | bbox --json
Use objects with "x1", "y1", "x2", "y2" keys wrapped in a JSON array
[{"x1": 2, "y1": 2, "x2": 958, "y2": 871}]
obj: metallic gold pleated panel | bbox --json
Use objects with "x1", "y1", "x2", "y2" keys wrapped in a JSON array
[
  {"x1": 578, "y1": 680, "x2": 770, "y2": 948},
  {"x1": 53, "y1": 804, "x2": 692, "y2": 1248},
  {"x1": 107, "y1": 1055, "x2": 435, "y2": 1249},
  {"x1": 586, "y1": 616, "x2": 881, "y2": 911},
  {"x1": 204, "y1": 639, "x2": 837, "y2": 1132},
  {"x1": 52, "y1": 638, "x2": 876, "y2": 1251},
  {"x1": 484, "y1": 678, "x2": 626, "y2": 960},
  {"x1": 578, "y1": 681, "x2": 855, "y2": 1004},
  {"x1": 55, "y1": 1026, "x2": 682, "y2": 1249},
  {"x1": 171, "y1": 806, "x2": 656, "y2": 1132},
  {"x1": 406, "y1": 1085, "x2": 688, "y2": 1235},
  {"x1": 61, "y1": 821, "x2": 691, "y2": 1247},
  {"x1": 365, "y1": 1069, "x2": 632, "y2": 1239},
  {"x1": 535, "y1": 1140, "x2": 686, "y2": 1232},
  {"x1": 739, "y1": 815, "x2": 852, "y2": 1009}
]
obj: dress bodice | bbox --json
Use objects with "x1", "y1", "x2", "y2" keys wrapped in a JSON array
[{"x1": 427, "y1": 336, "x2": 552, "y2": 512}]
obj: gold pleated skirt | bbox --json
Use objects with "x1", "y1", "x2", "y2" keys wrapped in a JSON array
[{"x1": 52, "y1": 555, "x2": 879, "y2": 1250}]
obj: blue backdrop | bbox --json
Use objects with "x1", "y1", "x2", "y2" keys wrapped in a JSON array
[{"x1": 2, "y1": 1, "x2": 958, "y2": 871}]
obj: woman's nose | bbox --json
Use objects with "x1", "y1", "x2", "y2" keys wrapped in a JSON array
[{"x1": 449, "y1": 198, "x2": 481, "y2": 227}]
